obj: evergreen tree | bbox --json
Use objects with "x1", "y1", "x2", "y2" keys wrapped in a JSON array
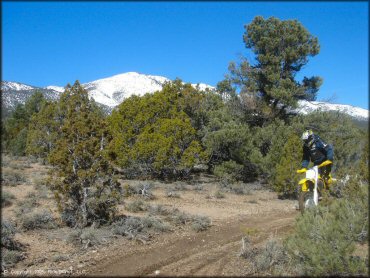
[
  {"x1": 226, "y1": 16, "x2": 322, "y2": 125},
  {"x1": 2, "y1": 91, "x2": 47, "y2": 156},
  {"x1": 107, "y1": 80, "x2": 207, "y2": 179},
  {"x1": 48, "y1": 81, "x2": 120, "y2": 228},
  {"x1": 26, "y1": 101, "x2": 59, "y2": 160},
  {"x1": 274, "y1": 134, "x2": 302, "y2": 195}
]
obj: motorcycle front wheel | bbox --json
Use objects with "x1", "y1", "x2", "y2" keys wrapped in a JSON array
[{"x1": 298, "y1": 183, "x2": 316, "y2": 214}]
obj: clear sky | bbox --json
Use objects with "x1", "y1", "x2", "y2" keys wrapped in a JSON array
[{"x1": 2, "y1": 1, "x2": 369, "y2": 109}]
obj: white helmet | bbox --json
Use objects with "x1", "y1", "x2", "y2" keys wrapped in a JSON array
[{"x1": 301, "y1": 130, "x2": 313, "y2": 141}]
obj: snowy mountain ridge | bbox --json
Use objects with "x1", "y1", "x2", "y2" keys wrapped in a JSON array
[{"x1": 1, "y1": 72, "x2": 368, "y2": 120}]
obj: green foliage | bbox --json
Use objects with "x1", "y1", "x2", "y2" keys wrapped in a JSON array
[
  {"x1": 358, "y1": 132, "x2": 369, "y2": 182},
  {"x1": 273, "y1": 134, "x2": 302, "y2": 195},
  {"x1": 226, "y1": 16, "x2": 321, "y2": 125},
  {"x1": 202, "y1": 102, "x2": 258, "y2": 180},
  {"x1": 1, "y1": 220, "x2": 24, "y2": 269},
  {"x1": 248, "y1": 119, "x2": 298, "y2": 179},
  {"x1": 191, "y1": 215, "x2": 211, "y2": 232},
  {"x1": 284, "y1": 181, "x2": 368, "y2": 276},
  {"x1": 213, "y1": 160, "x2": 244, "y2": 182},
  {"x1": 107, "y1": 80, "x2": 207, "y2": 179},
  {"x1": 2, "y1": 91, "x2": 47, "y2": 156},
  {"x1": 48, "y1": 81, "x2": 121, "y2": 228},
  {"x1": 301, "y1": 111, "x2": 365, "y2": 176},
  {"x1": 1, "y1": 191, "x2": 16, "y2": 207},
  {"x1": 26, "y1": 101, "x2": 59, "y2": 159},
  {"x1": 19, "y1": 210, "x2": 57, "y2": 231}
]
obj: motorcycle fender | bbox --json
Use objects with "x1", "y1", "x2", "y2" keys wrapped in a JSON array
[{"x1": 299, "y1": 179, "x2": 309, "y2": 192}]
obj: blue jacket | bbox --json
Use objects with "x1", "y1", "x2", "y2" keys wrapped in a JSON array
[{"x1": 301, "y1": 135, "x2": 334, "y2": 168}]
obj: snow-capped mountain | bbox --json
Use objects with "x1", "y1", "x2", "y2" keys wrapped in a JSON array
[
  {"x1": 45, "y1": 85, "x2": 65, "y2": 93},
  {"x1": 84, "y1": 72, "x2": 170, "y2": 107},
  {"x1": 1, "y1": 82, "x2": 62, "y2": 117},
  {"x1": 1, "y1": 72, "x2": 368, "y2": 121},
  {"x1": 296, "y1": 100, "x2": 368, "y2": 120},
  {"x1": 1, "y1": 81, "x2": 35, "y2": 91},
  {"x1": 84, "y1": 72, "x2": 214, "y2": 107}
]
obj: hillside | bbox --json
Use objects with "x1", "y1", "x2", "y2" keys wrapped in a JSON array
[{"x1": 1, "y1": 72, "x2": 368, "y2": 122}]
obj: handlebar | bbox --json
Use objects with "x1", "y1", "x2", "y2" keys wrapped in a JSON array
[{"x1": 296, "y1": 160, "x2": 332, "y2": 173}]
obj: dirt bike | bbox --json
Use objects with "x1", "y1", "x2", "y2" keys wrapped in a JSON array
[{"x1": 296, "y1": 160, "x2": 335, "y2": 213}]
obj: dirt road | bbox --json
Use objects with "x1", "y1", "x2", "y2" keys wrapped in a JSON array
[{"x1": 86, "y1": 210, "x2": 298, "y2": 276}]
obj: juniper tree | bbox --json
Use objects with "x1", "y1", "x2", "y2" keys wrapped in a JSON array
[
  {"x1": 107, "y1": 80, "x2": 207, "y2": 179},
  {"x1": 48, "y1": 81, "x2": 120, "y2": 228},
  {"x1": 273, "y1": 134, "x2": 302, "y2": 195},
  {"x1": 26, "y1": 101, "x2": 59, "y2": 159},
  {"x1": 2, "y1": 91, "x2": 47, "y2": 155}
]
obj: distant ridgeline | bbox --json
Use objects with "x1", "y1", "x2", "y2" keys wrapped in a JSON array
[{"x1": 1, "y1": 73, "x2": 368, "y2": 126}]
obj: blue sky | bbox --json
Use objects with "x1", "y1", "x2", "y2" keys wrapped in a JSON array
[{"x1": 2, "y1": 1, "x2": 369, "y2": 109}]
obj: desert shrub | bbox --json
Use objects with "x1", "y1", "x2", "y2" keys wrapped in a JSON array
[
  {"x1": 111, "y1": 216, "x2": 145, "y2": 239},
  {"x1": 191, "y1": 184, "x2": 204, "y2": 191},
  {"x1": 191, "y1": 215, "x2": 211, "y2": 232},
  {"x1": 284, "y1": 181, "x2": 368, "y2": 276},
  {"x1": 31, "y1": 175, "x2": 47, "y2": 187},
  {"x1": 8, "y1": 161, "x2": 26, "y2": 170},
  {"x1": 51, "y1": 254, "x2": 69, "y2": 262},
  {"x1": 66, "y1": 229, "x2": 82, "y2": 244},
  {"x1": 213, "y1": 160, "x2": 244, "y2": 182},
  {"x1": 2, "y1": 169, "x2": 26, "y2": 186},
  {"x1": 65, "y1": 227, "x2": 113, "y2": 248},
  {"x1": 125, "y1": 199, "x2": 147, "y2": 213},
  {"x1": 148, "y1": 204, "x2": 173, "y2": 216},
  {"x1": 125, "y1": 183, "x2": 155, "y2": 199},
  {"x1": 219, "y1": 180, "x2": 251, "y2": 195},
  {"x1": 240, "y1": 236, "x2": 299, "y2": 276},
  {"x1": 170, "y1": 210, "x2": 192, "y2": 226},
  {"x1": 1, "y1": 220, "x2": 24, "y2": 269},
  {"x1": 34, "y1": 184, "x2": 49, "y2": 199},
  {"x1": 173, "y1": 182, "x2": 188, "y2": 191},
  {"x1": 2, "y1": 191, "x2": 16, "y2": 207},
  {"x1": 240, "y1": 236, "x2": 258, "y2": 260},
  {"x1": 141, "y1": 216, "x2": 171, "y2": 232},
  {"x1": 80, "y1": 227, "x2": 113, "y2": 247},
  {"x1": 2, "y1": 250, "x2": 25, "y2": 268},
  {"x1": 14, "y1": 193, "x2": 39, "y2": 217},
  {"x1": 19, "y1": 210, "x2": 57, "y2": 230},
  {"x1": 254, "y1": 239, "x2": 287, "y2": 274},
  {"x1": 214, "y1": 191, "x2": 225, "y2": 199},
  {"x1": 1, "y1": 220, "x2": 22, "y2": 251},
  {"x1": 1, "y1": 156, "x2": 11, "y2": 167}
]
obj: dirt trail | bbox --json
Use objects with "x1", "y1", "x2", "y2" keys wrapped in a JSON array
[{"x1": 87, "y1": 211, "x2": 298, "y2": 276}]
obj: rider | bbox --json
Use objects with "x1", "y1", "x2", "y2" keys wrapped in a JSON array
[{"x1": 298, "y1": 129, "x2": 334, "y2": 184}]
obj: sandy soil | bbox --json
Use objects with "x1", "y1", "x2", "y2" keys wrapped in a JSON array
[
  {"x1": 87, "y1": 211, "x2": 297, "y2": 277},
  {"x1": 2, "y1": 156, "x2": 300, "y2": 277}
]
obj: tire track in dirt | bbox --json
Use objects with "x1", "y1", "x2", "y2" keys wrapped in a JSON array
[{"x1": 87, "y1": 211, "x2": 298, "y2": 276}]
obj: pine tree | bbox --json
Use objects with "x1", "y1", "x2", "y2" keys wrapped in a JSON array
[
  {"x1": 48, "y1": 81, "x2": 120, "y2": 228},
  {"x1": 226, "y1": 16, "x2": 322, "y2": 125}
]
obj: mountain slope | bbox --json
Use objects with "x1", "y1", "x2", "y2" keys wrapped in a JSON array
[
  {"x1": 296, "y1": 100, "x2": 368, "y2": 120},
  {"x1": 84, "y1": 72, "x2": 169, "y2": 107},
  {"x1": 1, "y1": 72, "x2": 368, "y2": 121}
]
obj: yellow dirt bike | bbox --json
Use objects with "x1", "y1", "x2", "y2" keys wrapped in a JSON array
[{"x1": 296, "y1": 160, "x2": 335, "y2": 213}]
